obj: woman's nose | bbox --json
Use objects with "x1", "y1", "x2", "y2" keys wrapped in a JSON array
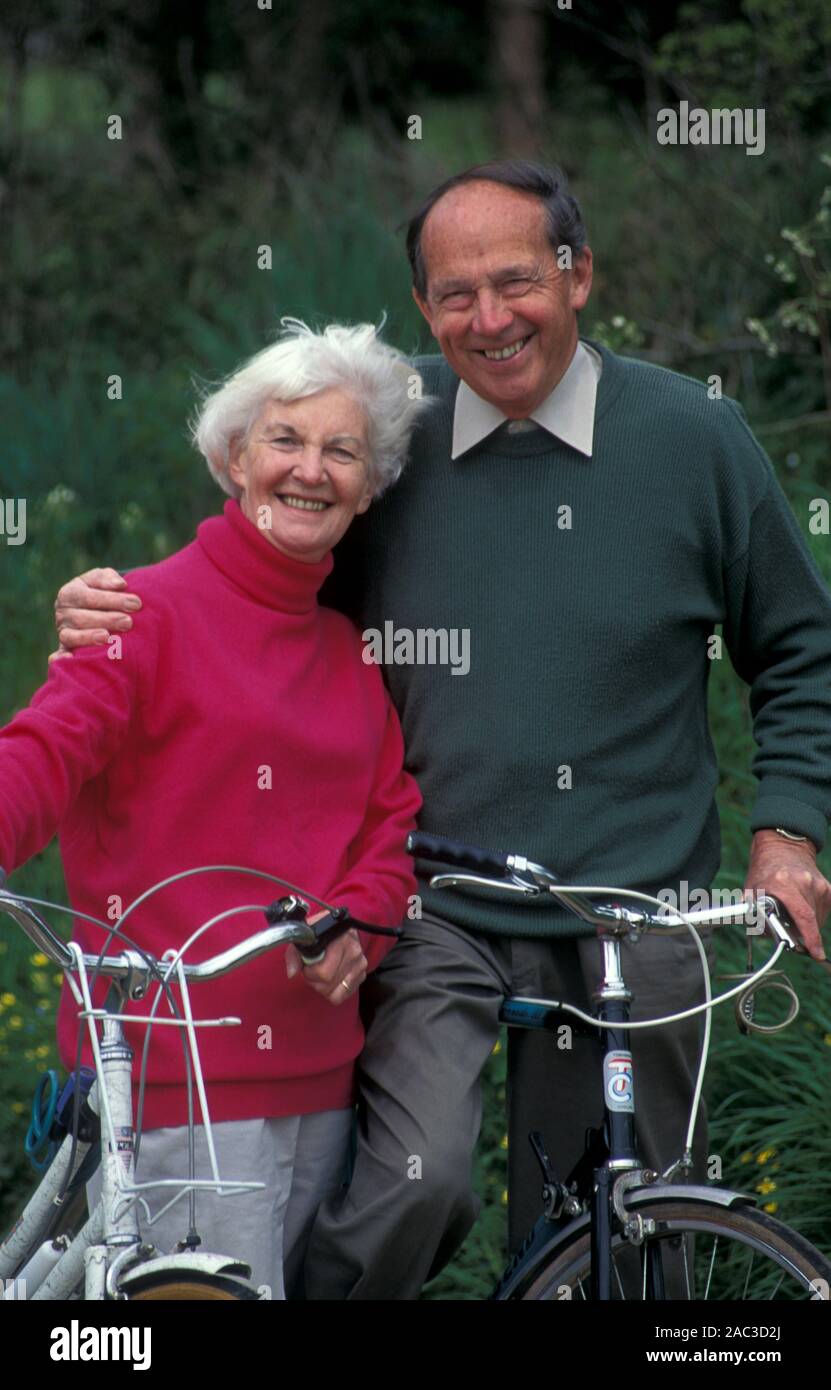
[{"x1": 292, "y1": 446, "x2": 327, "y2": 483}]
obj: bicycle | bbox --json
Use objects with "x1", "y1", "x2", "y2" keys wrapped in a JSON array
[
  {"x1": 0, "y1": 864, "x2": 393, "y2": 1301},
  {"x1": 407, "y1": 831, "x2": 831, "y2": 1301}
]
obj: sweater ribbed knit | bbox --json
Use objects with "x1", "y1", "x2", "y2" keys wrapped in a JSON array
[
  {"x1": 326, "y1": 339, "x2": 831, "y2": 937},
  {"x1": 0, "y1": 500, "x2": 421, "y2": 1124}
]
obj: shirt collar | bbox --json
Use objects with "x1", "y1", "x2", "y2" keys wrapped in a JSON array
[{"x1": 451, "y1": 340, "x2": 602, "y2": 460}]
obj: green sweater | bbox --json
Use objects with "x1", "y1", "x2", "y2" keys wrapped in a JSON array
[{"x1": 326, "y1": 340, "x2": 831, "y2": 937}]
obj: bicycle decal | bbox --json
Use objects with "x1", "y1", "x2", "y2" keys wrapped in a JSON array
[{"x1": 604, "y1": 1051, "x2": 634, "y2": 1113}]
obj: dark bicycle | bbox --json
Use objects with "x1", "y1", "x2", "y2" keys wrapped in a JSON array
[{"x1": 408, "y1": 831, "x2": 831, "y2": 1302}]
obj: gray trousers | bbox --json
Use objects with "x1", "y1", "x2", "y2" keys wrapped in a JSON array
[
  {"x1": 87, "y1": 1110, "x2": 353, "y2": 1298},
  {"x1": 304, "y1": 912, "x2": 714, "y2": 1300}
]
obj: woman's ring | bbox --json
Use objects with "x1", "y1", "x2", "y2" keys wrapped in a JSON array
[{"x1": 341, "y1": 978, "x2": 351, "y2": 993}]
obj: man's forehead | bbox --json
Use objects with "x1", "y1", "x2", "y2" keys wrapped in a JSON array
[{"x1": 421, "y1": 181, "x2": 549, "y2": 278}]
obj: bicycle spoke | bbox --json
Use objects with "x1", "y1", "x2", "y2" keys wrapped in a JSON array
[
  {"x1": 683, "y1": 1233, "x2": 694, "y2": 1299},
  {"x1": 742, "y1": 1248, "x2": 756, "y2": 1299},
  {"x1": 703, "y1": 1235, "x2": 718, "y2": 1299},
  {"x1": 767, "y1": 1272, "x2": 786, "y2": 1299}
]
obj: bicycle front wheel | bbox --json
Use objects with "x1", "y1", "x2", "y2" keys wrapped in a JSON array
[
  {"x1": 126, "y1": 1270, "x2": 261, "y2": 1300},
  {"x1": 511, "y1": 1199, "x2": 831, "y2": 1301}
]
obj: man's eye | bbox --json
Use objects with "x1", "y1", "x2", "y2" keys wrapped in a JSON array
[
  {"x1": 442, "y1": 292, "x2": 472, "y2": 307},
  {"x1": 503, "y1": 279, "x2": 532, "y2": 295}
]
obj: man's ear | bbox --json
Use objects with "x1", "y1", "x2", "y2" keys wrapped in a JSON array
[
  {"x1": 412, "y1": 284, "x2": 435, "y2": 335},
  {"x1": 570, "y1": 247, "x2": 593, "y2": 313}
]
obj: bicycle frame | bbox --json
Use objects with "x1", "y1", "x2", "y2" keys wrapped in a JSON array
[
  {"x1": 0, "y1": 866, "x2": 388, "y2": 1300},
  {"x1": 501, "y1": 925, "x2": 676, "y2": 1299},
  {"x1": 409, "y1": 830, "x2": 813, "y2": 1301}
]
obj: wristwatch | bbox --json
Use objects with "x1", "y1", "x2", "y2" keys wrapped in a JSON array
[{"x1": 774, "y1": 827, "x2": 809, "y2": 843}]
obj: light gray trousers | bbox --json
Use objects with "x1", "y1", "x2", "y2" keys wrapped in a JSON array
[
  {"x1": 304, "y1": 912, "x2": 714, "y2": 1300},
  {"x1": 87, "y1": 1109, "x2": 353, "y2": 1298}
]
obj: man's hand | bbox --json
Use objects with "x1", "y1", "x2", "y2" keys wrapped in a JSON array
[
  {"x1": 284, "y1": 918, "x2": 368, "y2": 1005},
  {"x1": 745, "y1": 829, "x2": 830, "y2": 961},
  {"x1": 51, "y1": 568, "x2": 142, "y2": 661}
]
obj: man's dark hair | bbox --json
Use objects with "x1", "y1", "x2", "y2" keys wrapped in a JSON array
[{"x1": 405, "y1": 159, "x2": 588, "y2": 300}]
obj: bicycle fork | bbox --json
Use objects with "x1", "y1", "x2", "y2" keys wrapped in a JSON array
[
  {"x1": 86, "y1": 1004, "x2": 142, "y2": 1298},
  {"x1": 591, "y1": 929, "x2": 654, "y2": 1301}
]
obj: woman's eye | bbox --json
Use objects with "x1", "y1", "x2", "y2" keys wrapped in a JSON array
[
  {"x1": 270, "y1": 436, "x2": 298, "y2": 448},
  {"x1": 328, "y1": 447, "x2": 357, "y2": 462}
]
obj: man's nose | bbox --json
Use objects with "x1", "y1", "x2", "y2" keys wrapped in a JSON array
[{"x1": 471, "y1": 288, "x2": 514, "y2": 337}]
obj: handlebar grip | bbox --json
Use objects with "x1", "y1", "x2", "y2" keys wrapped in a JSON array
[
  {"x1": 407, "y1": 832, "x2": 511, "y2": 877},
  {"x1": 297, "y1": 913, "x2": 403, "y2": 966}
]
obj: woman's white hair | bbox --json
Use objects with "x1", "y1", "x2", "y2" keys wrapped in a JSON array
[{"x1": 191, "y1": 317, "x2": 429, "y2": 499}]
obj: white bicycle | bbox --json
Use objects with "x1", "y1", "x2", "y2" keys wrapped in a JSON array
[{"x1": 0, "y1": 865, "x2": 389, "y2": 1301}]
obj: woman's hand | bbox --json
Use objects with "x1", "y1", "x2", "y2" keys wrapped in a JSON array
[{"x1": 285, "y1": 918, "x2": 368, "y2": 1005}]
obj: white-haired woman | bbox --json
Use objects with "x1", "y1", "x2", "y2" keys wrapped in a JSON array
[{"x1": 0, "y1": 321, "x2": 424, "y2": 1298}]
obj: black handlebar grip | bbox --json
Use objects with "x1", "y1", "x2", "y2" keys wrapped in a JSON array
[{"x1": 407, "y1": 832, "x2": 511, "y2": 877}]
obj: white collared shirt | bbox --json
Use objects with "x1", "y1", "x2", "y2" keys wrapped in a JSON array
[{"x1": 451, "y1": 340, "x2": 602, "y2": 460}]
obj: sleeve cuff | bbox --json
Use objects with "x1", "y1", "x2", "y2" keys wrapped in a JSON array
[{"x1": 750, "y1": 795, "x2": 827, "y2": 851}]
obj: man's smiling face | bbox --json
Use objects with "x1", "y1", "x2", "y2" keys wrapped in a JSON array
[{"x1": 413, "y1": 180, "x2": 593, "y2": 418}]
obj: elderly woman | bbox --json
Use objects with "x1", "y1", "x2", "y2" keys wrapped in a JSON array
[{"x1": 0, "y1": 320, "x2": 424, "y2": 1298}]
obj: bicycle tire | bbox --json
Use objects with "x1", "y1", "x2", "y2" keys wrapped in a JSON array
[
  {"x1": 126, "y1": 1270, "x2": 261, "y2": 1300},
  {"x1": 500, "y1": 1197, "x2": 831, "y2": 1301}
]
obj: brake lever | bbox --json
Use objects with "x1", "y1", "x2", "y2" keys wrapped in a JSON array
[{"x1": 264, "y1": 897, "x2": 402, "y2": 966}]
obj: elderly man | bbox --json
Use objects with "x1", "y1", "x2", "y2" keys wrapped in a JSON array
[{"x1": 52, "y1": 160, "x2": 831, "y2": 1301}]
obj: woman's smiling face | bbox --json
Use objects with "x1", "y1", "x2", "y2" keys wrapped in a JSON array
[{"x1": 229, "y1": 388, "x2": 374, "y2": 562}]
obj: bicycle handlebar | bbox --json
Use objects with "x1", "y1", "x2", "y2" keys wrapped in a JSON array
[
  {"x1": 408, "y1": 832, "x2": 515, "y2": 879},
  {"x1": 407, "y1": 832, "x2": 802, "y2": 944},
  {"x1": 0, "y1": 867, "x2": 397, "y2": 986}
]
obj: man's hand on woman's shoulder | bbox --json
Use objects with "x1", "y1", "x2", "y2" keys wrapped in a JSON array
[{"x1": 51, "y1": 568, "x2": 143, "y2": 663}]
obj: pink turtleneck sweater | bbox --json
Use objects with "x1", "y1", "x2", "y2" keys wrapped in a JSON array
[{"x1": 0, "y1": 500, "x2": 421, "y2": 1127}]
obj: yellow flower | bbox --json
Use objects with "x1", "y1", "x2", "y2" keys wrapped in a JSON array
[
  {"x1": 10, "y1": 1101, "x2": 25, "y2": 1115},
  {"x1": 31, "y1": 953, "x2": 49, "y2": 967},
  {"x1": 35, "y1": 1044, "x2": 49, "y2": 1059},
  {"x1": 8, "y1": 1015, "x2": 23, "y2": 1030},
  {"x1": 824, "y1": 1033, "x2": 831, "y2": 1046},
  {"x1": 763, "y1": 1202, "x2": 778, "y2": 1214},
  {"x1": 0, "y1": 992, "x2": 16, "y2": 1008},
  {"x1": 757, "y1": 1178, "x2": 777, "y2": 1195},
  {"x1": 756, "y1": 1148, "x2": 776, "y2": 1165},
  {"x1": 53, "y1": 974, "x2": 64, "y2": 986},
  {"x1": 739, "y1": 1151, "x2": 753, "y2": 1164},
  {"x1": 30, "y1": 972, "x2": 51, "y2": 993},
  {"x1": 501, "y1": 1189, "x2": 508, "y2": 1205},
  {"x1": 492, "y1": 1040, "x2": 502, "y2": 1055},
  {"x1": 500, "y1": 1134, "x2": 508, "y2": 1150}
]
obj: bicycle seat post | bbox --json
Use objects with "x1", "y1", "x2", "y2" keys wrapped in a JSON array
[{"x1": 590, "y1": 924, "x2": 641, "y2": 1300}]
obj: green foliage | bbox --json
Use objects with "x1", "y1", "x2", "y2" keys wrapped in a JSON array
[
  {"x1": 2, "y1": 8, "x2": 831, "y2": 1292},
  {"x1": 746, "y1": 155, "x2": 831, "y2": 411}
]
